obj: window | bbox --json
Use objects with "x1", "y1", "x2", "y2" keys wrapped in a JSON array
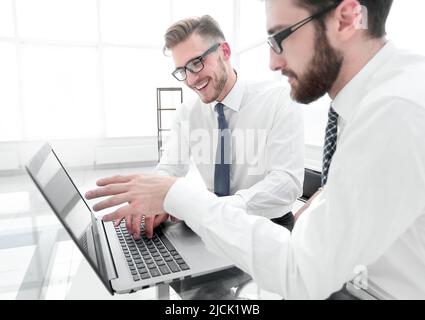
[
  {"x1": 103, "y1": 48, "x2": 175, "y2": 137},
  {"x1": 21, "y1": 46, "x2": 101, "y2": 139},
  {"x1": 0, "y1": 0, "x2": 14, "y2": 38},
  {"x1": 100, "y1": 0, "x2": 171, "y2": 46},
  {"x1": 0, "y1": 43, "x2": 21, "y2": 141},
  {"x1": 387, "y1": 1, "x2": 425, "y2": 55},
  {"x1": 2, "y1": 0, "x2": 424, "y2": 145},
  {"x1": 238, "y1": 43, "x2": 278, "y2": 81},
  {"x1": 236, "y1": 0, "x2": 271, "y2": 81},
  {"x1": 0, "y1": 1, "x2": 185, "y2": 142},
  {"x1": 172, "y1": 0, "x2": 235, "y2": 46},
  {"x1": 16, "y1": 0, "x2": 98, "y2": 42},
  {"x1": 238, "y1": 0, "x2": 266, "y2": 49}
]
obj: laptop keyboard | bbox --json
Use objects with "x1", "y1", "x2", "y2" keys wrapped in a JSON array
[{"x1": 114, "y1": 220, "x2": 190, "y2": 282}]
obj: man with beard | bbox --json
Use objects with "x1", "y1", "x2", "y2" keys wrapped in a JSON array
[
  {"x1": 109, "y1": 15, "x2": 305, "y2": 240},
  {"x1": 86, "y1": 0, "x2": 425, "y2": 299}
]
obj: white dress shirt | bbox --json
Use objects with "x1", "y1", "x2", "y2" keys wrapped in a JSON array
[
  {"x1": 163, "y1": 42, "x2": 425, "y2": 299},
  {"x1": 157, "y1": 78, "x2": 305, "y2": 218}
]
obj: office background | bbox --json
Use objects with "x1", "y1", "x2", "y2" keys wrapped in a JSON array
[
  {"x1": 1, "y1": 0, "x2": 425, "y2": 299},
  {"x1": 1, "y1": 0, "x2": 425, "y2": 166}
]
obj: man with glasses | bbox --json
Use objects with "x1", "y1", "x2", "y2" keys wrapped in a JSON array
[
  {"x1": 107, "y1": 15, "x2": 305, "y2": 240},
  {"x1": 86, "y1": 0, "x2": 425, "y2": 299}
]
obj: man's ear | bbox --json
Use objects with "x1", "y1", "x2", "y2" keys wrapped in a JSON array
[
  {"x1": 334, "y1": 0, "x2": 363, "y2": 41},
  {"x1": 220, "y1": 42, "x2": 232, "y2": 60}
]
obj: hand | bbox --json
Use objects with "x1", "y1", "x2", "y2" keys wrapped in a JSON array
[
  {"x1": 84, "y1": 173, "x2": 178, "y2": 224},
  {"x1": 144, "y1": 214, "x2": 170, "y2": 239},
  {"x1": 113, "y1": 213, "x2": 169, "y2": 240},
  {"x1": 294, "y1": 189, "x2": 322, "y2": 221}
]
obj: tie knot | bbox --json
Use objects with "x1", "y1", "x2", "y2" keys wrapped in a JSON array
[
  {"x1": 328, "y1": 107, "x2": 339, "y2": 123},
  {"x1": 215, "y1": 103, "x2": 225, "y2": 116}
]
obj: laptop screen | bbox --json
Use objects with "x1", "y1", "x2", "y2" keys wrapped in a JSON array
[
  {"x1": 26, "y1": 143, "x2": 113, "y2": 294},
  {"x1": 36, "y1": 151, "x2": 92, "y2": 241}
]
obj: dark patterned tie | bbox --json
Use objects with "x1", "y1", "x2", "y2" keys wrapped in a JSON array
[
  {"x1": 214, "y1": 103, "x2": 231, "y2": 197},
  {"x1": 322, "y1": 106, "x2": 339, "y2": 186}
]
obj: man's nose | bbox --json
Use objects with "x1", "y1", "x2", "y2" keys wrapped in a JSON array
[
  {"x1": 269, "y1": 47, "x2": 287, "y2": 72},
  {"x1": 186, "y1": 71, "x2": 200, "y2": 87}
]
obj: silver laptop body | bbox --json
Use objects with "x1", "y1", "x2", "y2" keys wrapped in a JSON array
[{"x1": 26, "y1": 143, "x2": 233, "y2": 295}]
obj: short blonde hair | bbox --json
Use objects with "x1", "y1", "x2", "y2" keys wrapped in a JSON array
[{"x1": 163, "y1": 15, "x2": 225, "y2": 55}]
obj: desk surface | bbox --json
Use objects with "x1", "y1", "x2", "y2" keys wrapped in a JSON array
[
  {"x1": 0, "y1": 165, "x2": 155, "y2": 300},
  {"x1": 2, "y1": 165, "x2": 299, "y2": 300},
  {"x1": 67, "y1": 257, "x2": 283, "y2": 300}
]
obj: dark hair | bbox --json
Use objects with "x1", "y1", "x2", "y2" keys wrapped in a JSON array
[
  {"x1": 163, "y1": 15, "x2": 225, "y2": 54},
  {"x1": 295, "y1": 0, "x2": 393, "y2": 38}
]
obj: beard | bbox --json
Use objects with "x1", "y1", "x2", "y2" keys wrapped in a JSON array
[
  {"x1": 197, "y1": 57, "x2": 228, "y2": 104},
  {"x1": 288, "y1": 26, "x2": 344, "y2": 104}
]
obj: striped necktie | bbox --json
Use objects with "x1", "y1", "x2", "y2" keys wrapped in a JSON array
[
  {"x1": 322, "y1": 106, "x2": 339, "y2": 186},
  {"x1": 214, "y1": 103, "x2": 231, "y2": 197}
]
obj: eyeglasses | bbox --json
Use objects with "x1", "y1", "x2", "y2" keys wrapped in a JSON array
[
  {"x1": 267, "y1": 1, "x2": 341, "y2": 54},
  {"x1": 172, "y1": 43, "x2": 221, "y2": 81}
]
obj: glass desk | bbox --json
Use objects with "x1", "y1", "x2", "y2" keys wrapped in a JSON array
[
  {"x1": 0, "y1": 166, "x2": 149, "y2": 300},
  {"x1": 66, "y1": 256, "x2": 283, "y2": 300},
  {"x1": 1, "y1": 166, "x2": 283, "y2": 300}
]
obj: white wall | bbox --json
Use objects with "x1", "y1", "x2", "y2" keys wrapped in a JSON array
[{"x1": 0, "y1": 137, "x2": 157, "y2": 172}]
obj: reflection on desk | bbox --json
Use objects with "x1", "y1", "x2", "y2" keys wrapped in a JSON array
[
  {"x1": 67, "y1": 258, "x2": 166, "y2": 300},
  {"x1": 170, "y1": 266, "x2": 283, "y2": 300},
  {"x1": 2, "y1": 164, "x2": 289, "y2": 300},
  {"x1": 68, "y1": 260, "x2": 283, "y2": 300}
]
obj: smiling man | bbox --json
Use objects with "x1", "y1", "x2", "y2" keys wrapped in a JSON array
[
  {"x1": 86, "y1": 1, "x2": 425, "y2": 299},
  {"x1": 110, "y1": 15, "x2": 305, "y2": 240}
]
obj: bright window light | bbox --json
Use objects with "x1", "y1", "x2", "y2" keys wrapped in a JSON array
[
  {"x1": 16, "y1": 0, "x2": 98, "y2": 42},
  {"x1": 0, "y1": 43, "x2": 21, "y2": 141},
  {"x1": 0, "y1": 0, "x2": 15, "y2": 38},
  {"x1": 21, "y1": 46, "x2": 101, "y2": 139},
  {"x1": 172, "y1": 0, "x2": 234, "y2": 46},
  {"x1": 1, "y1": 0, "x2": 425, "y2": 145},
  {"x1": 238, "y1": 0, "x2": 266, "y2": 48},
  {"x1": 387, "y1": 0, "x2": 425, "y2": 55},
  {"x1": 238, "y1": 43, "x2": 276, "y2": 81},
  {"x1": 100, "y1": 0, "x2": 171, "y2": 46},
  {"x1": 103, "y1": 47, "x2": 176, "y2": 137}
]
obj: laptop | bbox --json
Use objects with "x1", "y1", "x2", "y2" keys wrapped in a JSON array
[{"x1": 25, "y1": 143, "x2": 233, "y2": 295}]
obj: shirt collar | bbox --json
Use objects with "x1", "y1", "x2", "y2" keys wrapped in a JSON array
[
  {"x1": 332, "y1": 41, "x2": 396, "y2": 121},
  {"x1": 210, "y1": 76, "x2": 245, "y2": 113}
]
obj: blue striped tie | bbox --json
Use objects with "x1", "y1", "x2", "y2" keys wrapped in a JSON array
[
  {"x1": 322, "y1": 106, "x2": 339, "y2": 186},
  {"x1": 214, "y1": 103, "x2": 231, "y2": 197}
]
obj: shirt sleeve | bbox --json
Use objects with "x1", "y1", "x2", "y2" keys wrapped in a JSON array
[
  {"x1": 155, "y1": 104, "x2": 191, "y2": 177},
  {"x1": 235, "y1": 94, "x2": 305, "y2": 218},
  {"x1": 164, "y1": 97, "x2": 425, "y2": 299}
]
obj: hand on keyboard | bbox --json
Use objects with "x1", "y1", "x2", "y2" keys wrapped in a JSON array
[{"x1": 143, "y1": 214, "x2": 169, "y2": 239}]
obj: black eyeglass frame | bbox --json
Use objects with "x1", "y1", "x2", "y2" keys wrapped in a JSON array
[
  {"x1": 172, "y1": 43, "x2": 221, "y2": 81},
  {"x1": 267, "y1": 1, "x2": 341, "y2": 54}
]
